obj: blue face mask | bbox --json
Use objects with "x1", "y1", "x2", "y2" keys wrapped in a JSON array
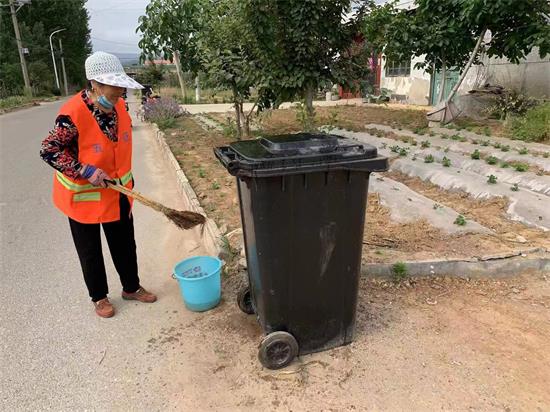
[{"x1": 97, "y1": 94, "x2": 114, "y2": 110}]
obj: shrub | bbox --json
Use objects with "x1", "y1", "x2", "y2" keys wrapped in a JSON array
[
  {"x1": 143, "y1": 97, "x2": 183, "y2": 130},
  {"x1": 486, "y1": 89, "x2": 537, "y2": 119}
]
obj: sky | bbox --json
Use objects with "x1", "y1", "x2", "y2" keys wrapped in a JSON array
[{"x1": 86, "y1": 0, "x2": 150, "y2": 58}]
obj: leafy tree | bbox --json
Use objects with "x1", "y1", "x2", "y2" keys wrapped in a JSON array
[
  {"x1": 244, "y1": 0, "x2": 372, "y2": 115},
  {"x1": 362, "y1": 0, "x2": 550, "y2": 117},
  {"x1": 137, "y1": 0, "x2": 202, "y2": 100},
  {"x1": 0, "y1": 0, "x2": 91, "y2": 96},
  {"x1": 196, "y1": 0, "x2": 262, "y2": 138}
]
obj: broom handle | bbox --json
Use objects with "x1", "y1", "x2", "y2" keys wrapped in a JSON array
[{"x1": 105, "y1": 180, "x2": 157, "y2": 206}]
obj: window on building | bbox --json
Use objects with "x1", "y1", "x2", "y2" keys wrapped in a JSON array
[{"x1": 385, "y1": 59, "x2": 411, "y2": 77}]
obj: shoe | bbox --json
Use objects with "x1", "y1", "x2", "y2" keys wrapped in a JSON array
[
  {"x1": 94, "y1": 298, "x2": 115, "y2": 318},
  {"x1": 121, "y1": 287, "x2": 157, "y2": 303}
]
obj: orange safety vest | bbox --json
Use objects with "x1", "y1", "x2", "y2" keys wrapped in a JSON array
[{"x1": 52, "y1": 92, "x2": 134, "y2": 223}]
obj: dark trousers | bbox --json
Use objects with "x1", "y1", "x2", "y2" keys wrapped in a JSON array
[{"x1": 69, "y1": 195, "x2": 140, "y2": 302}]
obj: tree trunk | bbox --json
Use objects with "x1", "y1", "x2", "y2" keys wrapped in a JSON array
[
  {"x1": 172, "y1": 50, "x2": 187, "y2": 101},
  {"x1": 437, "y1": 56, "x2": 446, "y2": 104},
  {"x1": 195, "y1": 75, "x2": 201, "y2": 103},
  {"x1": 304, "y1": 83, "x2": 315, "y2": 117},
  {"x1": 232, "y1": 86, "x2": 242, "y2": 139},
  {"x1": 446, "y1": 28, "x2": 487, "y2": 103}
]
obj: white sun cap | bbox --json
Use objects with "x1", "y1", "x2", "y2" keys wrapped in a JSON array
[{"x1": 85, "y1": 51, "x2": 143, "y2": 89}]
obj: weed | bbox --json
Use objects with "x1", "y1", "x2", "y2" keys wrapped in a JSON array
[
  {"x1": 492, "y1": 142, "x2": 501, "y2": 149},
  {"x1": 414, "y1": 127, "x2": 427, "y2": 135},
  {"x1": 412, "y1": 154, "x2": 417, "y2": 161},
  {"x1": 451, "y1": 134, "x2": 461, "y2": 141},
  {"x1": 399, "y1": 148, "x2": 408, "y2": 157},
  {"x1": 429, "y1": 131, "x2": 435, "y2": 137},
  {"x1": 421, "y1": 140, "x2": 431, "y2": 148},
  {"x1": 390, "y1": 145, "x2": 400, "y2": 153},
  {"x1": 472, "y1": 139, "x2": 479, "y2": 145},
  {"x1": 459, "y1": 136, "x2": 468, "y2": 142},
  {"x1": 433, "y1": 203, "x2": 442, "y2": 210},
  {"x1": 441, "y1": 134, "x2": 449, "y2": 139},
  {"x1": 392, "y1": 262, "x2": 408, "y2": 282},
  {"x1": 518, "y1": 147, "x2": 529, "y2": 155},
  {"x1": 442, "y1": 157, "x2": 451, "y2": 167},
  {"x1": 508, "y1": 102, "x2": 549, "y2": 142},
  {"x1": 514, "y1": 163, "x2": 529, "y2": 172},
  {"x1": 487, "y1": 174, "x2": 498, "y2": 184},
  {"x1": 198, "y1": 168, "x2": 206, "y2": 178},
  {"x1": 500, "y1": 145, "x2": 510, "y2": 152},
  {"x1": 401, "y1": 137, "x2": 410, "y2": 143},
  {"x1": 410, "y1": 139, "x2": 418, "y2": 146},
  {"x1": 511, "y1": 183, "x2": 519, "y2": 192},
  {"x1": 471, "y1": 149, "x2": 481, "y2": 160},
  {"x1": 500, "y1": 162, "x2": 510, "y2": 168},
  {"x1": 481, "y1": 140, "x2": 490, "y2": 146},
  {"x1": 454, "y1": 215, "x2": 467, "y2": 226},
  {"x1": 424, "y1": 154, "x2": 435, "y2": 163},
  {"x1": 211, "y1": 182, "x2": 221, "y2": 190},
  {"x1": 543, "y1": 152, "x2": 549, "y2": 158},
  {"x1": 483, "y1": 126, "x2": 492, "y2": 136},
  {"x1": 444, "y1": 147, "x2": 450, "y2": 153},
  {"x1": 486, "y1": 156, "x2": 498, "y2": 165}
]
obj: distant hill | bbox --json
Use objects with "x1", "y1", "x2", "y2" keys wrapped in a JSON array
[{"x1": 110, "y1": 52, "x2": 141, "y2": 66}]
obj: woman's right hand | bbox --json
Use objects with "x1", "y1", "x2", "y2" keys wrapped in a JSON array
[{"x1": 79, "y1": 164, "x2": 112, "y2": 188}]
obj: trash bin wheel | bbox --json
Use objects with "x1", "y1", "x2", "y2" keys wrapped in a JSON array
[
  {"x1": 237, "y1": 286, "x2": 254, "y2": 315},
  {"x1": 258, "y1": 331, "x2": 299, "y2": 370}
]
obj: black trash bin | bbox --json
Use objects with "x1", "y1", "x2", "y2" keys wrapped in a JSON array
[{"x1": 215, "y1": 133, "x2": 388, "y2": 369}]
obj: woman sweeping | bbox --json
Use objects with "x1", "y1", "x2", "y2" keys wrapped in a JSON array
[{"x1": 40, "y1": 51, "x2": 157, "y2": 318}]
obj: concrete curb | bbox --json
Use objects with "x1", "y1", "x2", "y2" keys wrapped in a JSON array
[
  {"x1": 363, "y1": 250, "x2": 550, "y2": 279},
  {"x1": 150, "y1": 123, "x2": 222, "y2": 257}
]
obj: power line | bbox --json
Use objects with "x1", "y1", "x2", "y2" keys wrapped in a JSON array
[{"x1": 91, "y1": 36, "x2": 137, "y2": 47}]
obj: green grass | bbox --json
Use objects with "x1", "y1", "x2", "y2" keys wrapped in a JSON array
[
  {"x1": 508, "y1": 102, "x2": 549, "y2": 142},
  {"x1": 392, "y1": 262, "x2": 408, "y2": 282},
  {"x1": 0, "y1": 95, "x2": 38, "y2": 111}
]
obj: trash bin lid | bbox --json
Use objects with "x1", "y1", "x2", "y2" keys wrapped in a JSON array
[{"x1": 215, "y1": 133, "x2": 389, "y2": 177}]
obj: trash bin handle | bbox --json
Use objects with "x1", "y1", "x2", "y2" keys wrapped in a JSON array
[{"x1": 214, "y1": 147, "x2": 240, "y2": 175}]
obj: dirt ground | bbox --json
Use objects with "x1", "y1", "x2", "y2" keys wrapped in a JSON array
[{"x1": 153, "y1": 270, "x2": 550, "y2": 410}]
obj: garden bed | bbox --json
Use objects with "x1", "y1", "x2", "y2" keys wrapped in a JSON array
[{"x1": 162, "y1": 112, "x2": 548, "y2": 265}]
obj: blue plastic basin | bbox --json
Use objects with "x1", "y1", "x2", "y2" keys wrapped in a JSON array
[{"x1": 173, "y1": 256, "x2": 222, "y2": 312}]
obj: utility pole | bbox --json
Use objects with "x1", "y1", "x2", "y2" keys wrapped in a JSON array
[
  {"x1": 58, "y1": 38, "x2": 69, "y2": 96},
  {"x1": 9, "y1": 0, "x2": 32, "y2": 96}
]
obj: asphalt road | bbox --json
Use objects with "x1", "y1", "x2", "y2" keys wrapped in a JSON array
[{"x1": 0, "y1": 98, "x2": 207, "y2": 410}]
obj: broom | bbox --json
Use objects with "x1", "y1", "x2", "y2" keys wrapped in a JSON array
[{"x1": 106, "y1": 181, "x2": 206, "y2": 230}]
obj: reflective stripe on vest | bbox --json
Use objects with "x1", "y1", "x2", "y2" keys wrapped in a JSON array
[
  {"x1": 73, "y1": 192, "x2": 101, "y2": 202},
  {"x1": 56, "y1": 170, "x2": 133, "y2": 192}
]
